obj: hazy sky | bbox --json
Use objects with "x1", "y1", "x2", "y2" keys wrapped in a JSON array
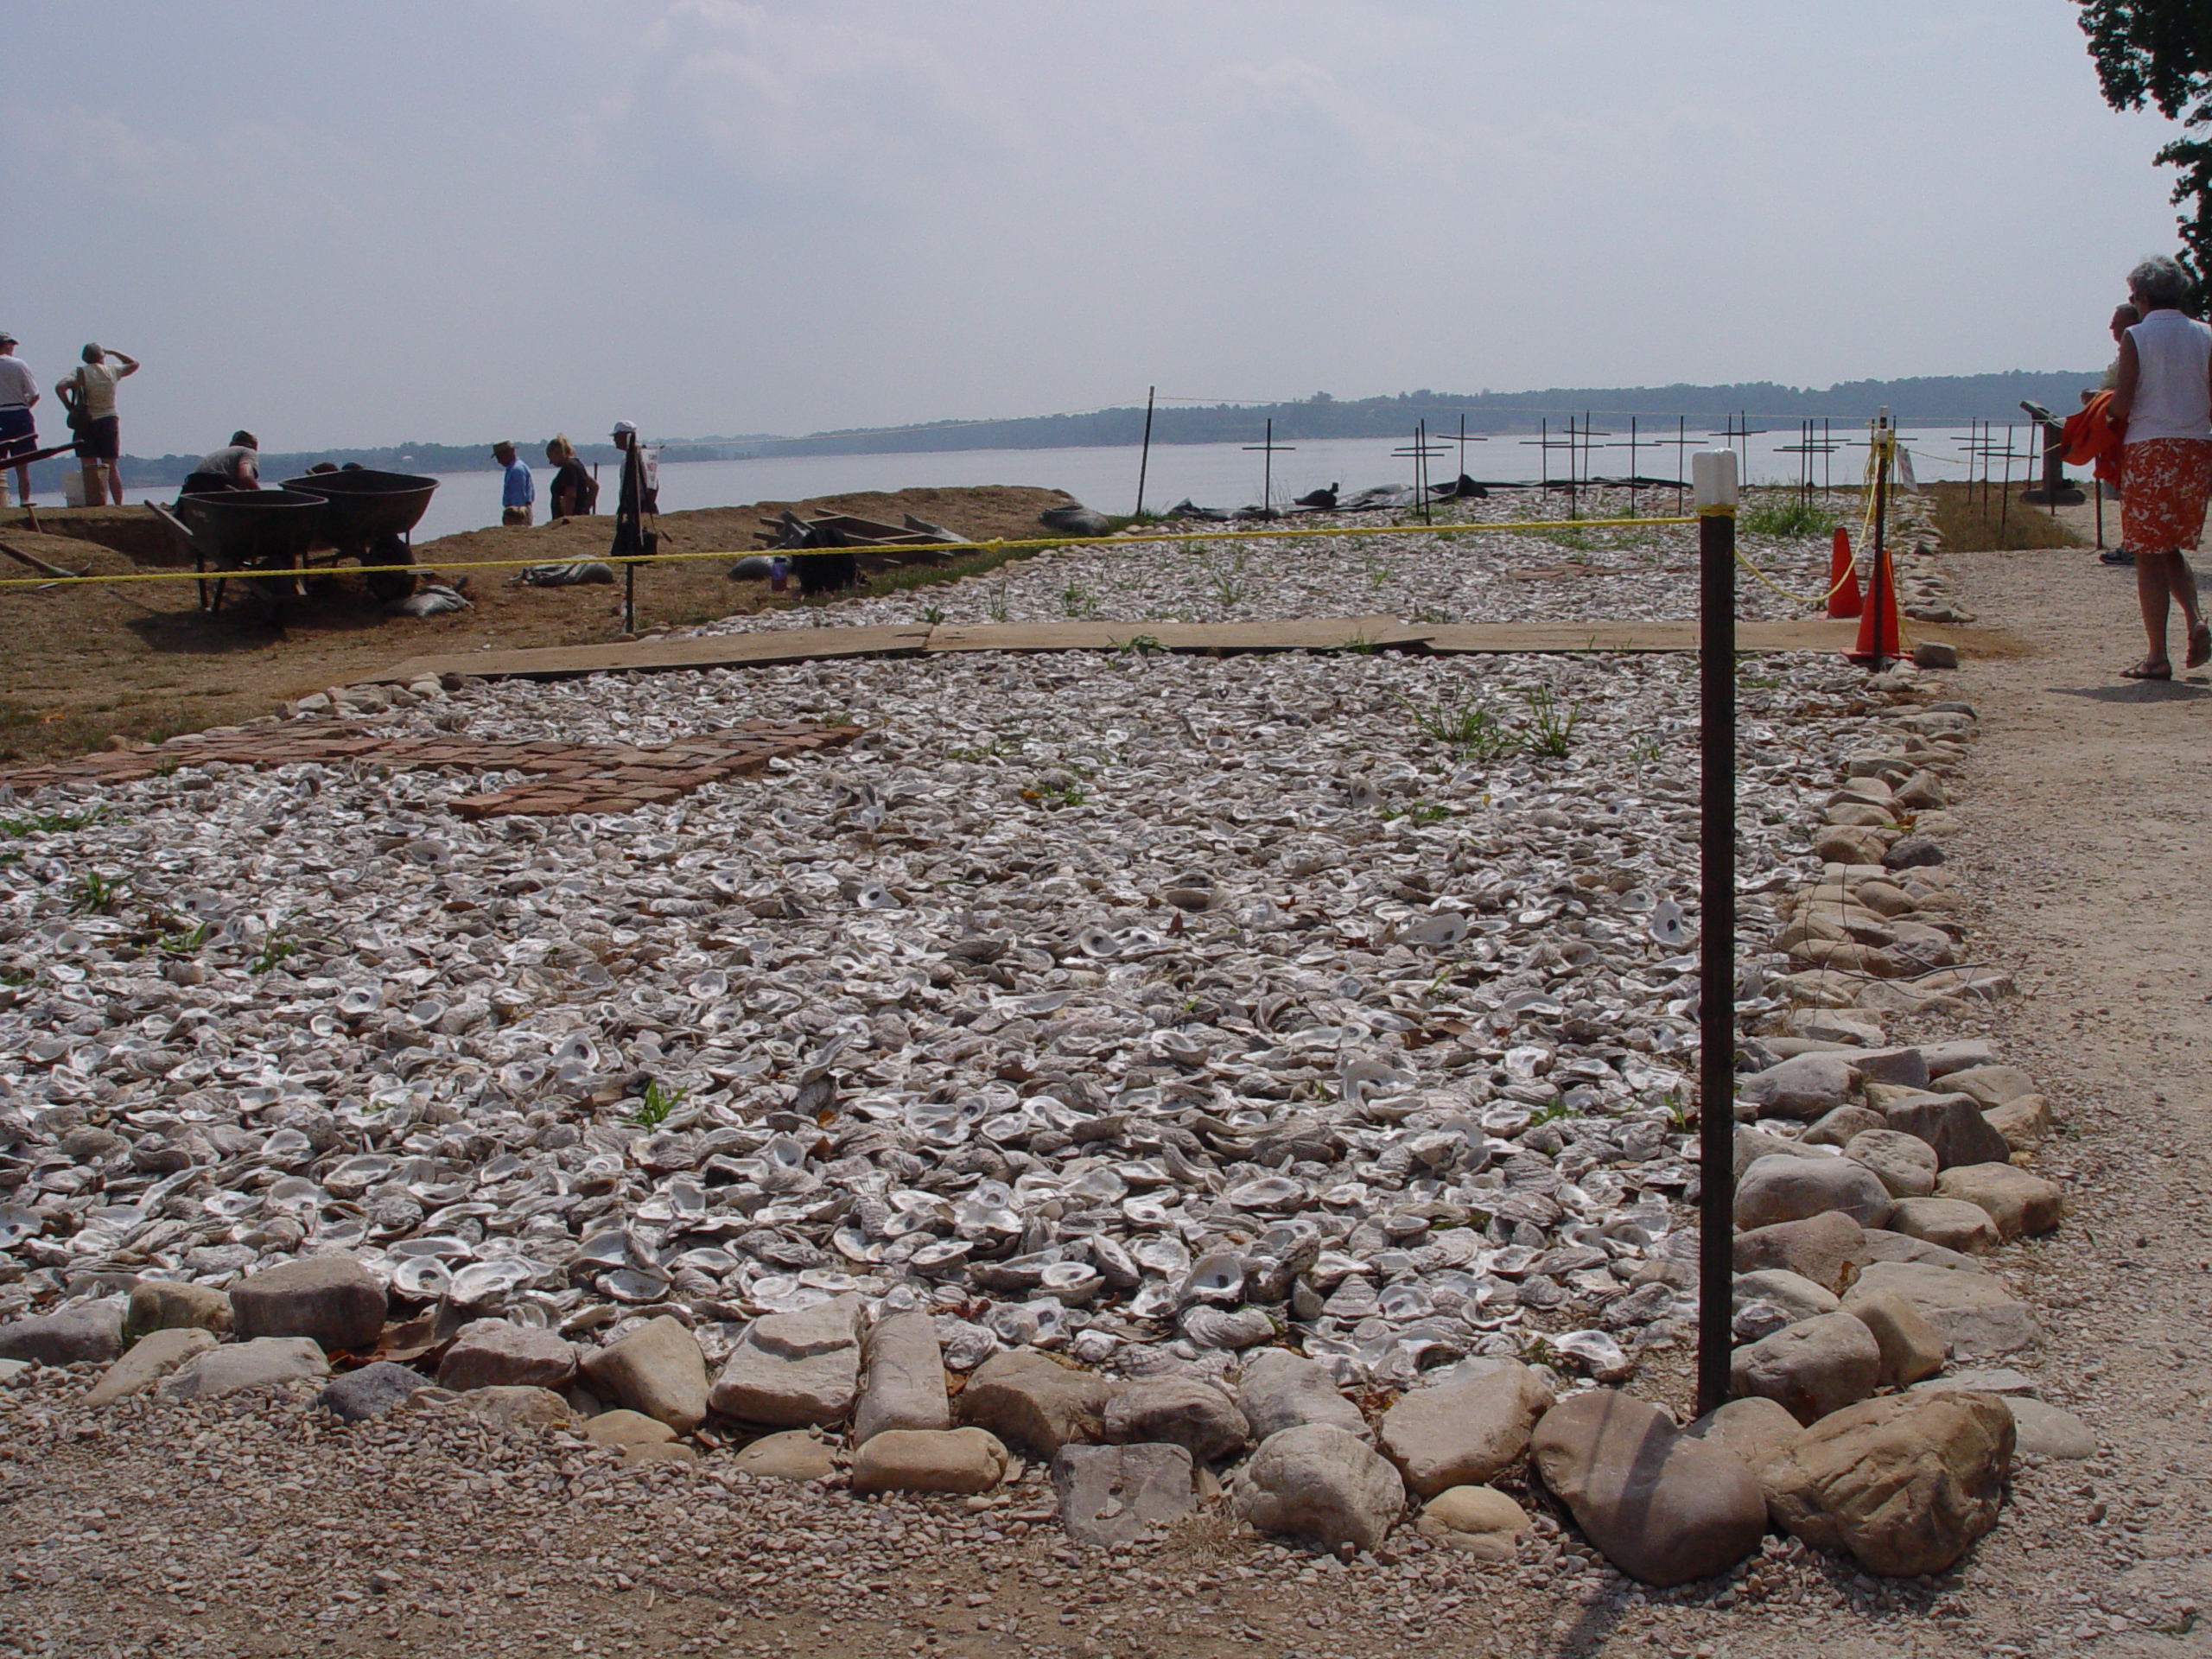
[{"x1": 0, "y1": 1, "x2": 2189, "y2": 454}]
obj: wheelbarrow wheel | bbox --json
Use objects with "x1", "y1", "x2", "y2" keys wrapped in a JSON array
[{"x1": 361, "y1": 533, "x2": 416, "y2": 601}]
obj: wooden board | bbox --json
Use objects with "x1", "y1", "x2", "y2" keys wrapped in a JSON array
[
  {"x1": 1414, "y1": 619, "x2": 1978, "y2": 654},
  {"x1": 370, "y1": 624, "x2": 932, "y2": 683},
  {"x1": 923, "y1": 614, "x2": 1429, "y2": 654},
  {"x1": 369, "y1": 614, "x2": 2007, "y2": 684}
]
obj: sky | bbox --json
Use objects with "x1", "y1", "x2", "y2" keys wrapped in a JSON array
[{"x1": 0, "y1": 1, "x2": 2192, "y2": 454}]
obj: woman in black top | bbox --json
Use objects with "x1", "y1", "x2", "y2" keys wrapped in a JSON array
[{"x1": 545, "y1": 435, "x2": 598, "y2": 518}]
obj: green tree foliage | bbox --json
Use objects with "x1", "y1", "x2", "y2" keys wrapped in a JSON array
[{"x1": 2079, "y1": 0, "x2": 2212, "y2": 299}]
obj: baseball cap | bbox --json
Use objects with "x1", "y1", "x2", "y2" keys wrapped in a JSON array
[
  {"x1": 612, "y1": 420, "x2": 639, "y2": 438},
  {"x1": 0, "y1": 331, "x2": 16, "y2": 346}
]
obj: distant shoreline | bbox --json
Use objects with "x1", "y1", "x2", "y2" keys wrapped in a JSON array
[{"x1": 23, "y1": 369, "x2": 2101, "y2": 493}]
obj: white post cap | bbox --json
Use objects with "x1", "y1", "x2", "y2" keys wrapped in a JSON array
[{"x1": 1693, "y1": 448, "x2": 1739, "y2": 509}]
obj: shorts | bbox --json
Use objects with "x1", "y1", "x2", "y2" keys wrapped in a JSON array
[
  {"x1": 2120, "y1": 437, "x2": 2212, "y2": 553},
  {"x1": 0, "y1": 405, "x2": 35, "y2": 461},
  {"x1": 77, "y1": 415, "x2": 119, "y2": 462}
]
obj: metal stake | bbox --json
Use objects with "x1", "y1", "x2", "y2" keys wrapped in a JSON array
[
  {"x1": 1694, "y1": 447, "x2": 1739, "y2": 1421},
  {"x1": 1243, "y1": 419, "x2": 1295, "y2": 518},
  {"x1": 1870, "y1": 415, "x2": 1892, "y2": 673},
  {"x1": 1135, "y1": 385, "x2": 1156, "y2": 519}
]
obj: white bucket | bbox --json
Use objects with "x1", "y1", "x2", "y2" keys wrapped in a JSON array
[{"x1": 60, "y1": 468, "x2": 86, "y2": 508}]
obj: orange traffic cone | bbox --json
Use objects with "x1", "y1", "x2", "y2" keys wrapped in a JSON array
[
  {"x1": 1827, "y1": 526, "x2": 1862, "y2": 618},
  {"x1": 1848, "y1": 543, "x2": 1901, "y2": 662}
]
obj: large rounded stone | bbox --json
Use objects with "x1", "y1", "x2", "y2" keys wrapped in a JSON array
[
  {"x1": 1982, "y1": 1096, "x2": 2053, "y2": 1154},
  {"x1": 1104, "y1": 1376, "x2": 1249, "y2": 1461},
  {"x1": 1729, "y1": 1311, "x2": 1883, "y2": 1426},
  {"x1": 1937, "y1": 1065, "x2": 2037, "y2": 1109},
  {"x1": 1376, "y1": 1360, "x2": 1554, "y2": 1497},
  {"x1": 1236, "y1": 1350, "x2": 1368, "y2": 1440},
  {"x1": 1764, "y1": 1390, "x2": 2013, "y2": 1576},
  {"x1": 1053, "y1": 1444, "x2": 1196, "y2": 1546},
  {"x1": 580, "y1": 1315, "x2": 709, "y2": 1434},
  {"x1": 1878, "y1": 1095, "x2": 2012, "y2": 1171},
  {"x1": 1800, "y1": 1104, "x2": 1885, "y2": 1149},
  {"x1": 852, "y1": 1427, "x2": 1008, "y2": 1497},
  {"x1": 1733, "y1": 1126, "x2": 1803, "y2": 1178},
  {"x1": 123, "y1": 1281, "x2": 232, "y2": 1344},
  {"x1": 1680, "y1": 1396, "x2": 1802, "y2": 1485},
  {"x1": 1846, "y1": 1288, "x2": 1947, "y2": 1388},
  {"x1": 850, "y1": 1309, "x2": 950, "y2": 1446},
  {"x1": 708, "y1": 1296, "x2": 863, "y2": 1428},
  {"x1": 161, "y1": 1337, "x2": 329, "y2": 1400},
  {"x1": 1731, "y1": 1268, "x2": 1840, "y2": 1325},
  {"x1": 1845, "y1": 1128, "x2": 1939, "y2": 1199},
  {"x1": 1732, "y1": 1211, "x2": 1868, "y2": 1294},
  {"x1": 438, "y1": 1319, "x2": 578, "y2": 1392},
  {"x1": 729, "y1": 1427, "x2": 837, "y2": 1481},
  {"x1": 1887, "y1": 1197, "x2": 2000, "y2": 1255},
  {"x1": 1934, "y1": 1165, "x2": 2065, "y2": 1240},
  {"x1": 0, "y1": 1300, "x2": 124, "y2": 1367},
  {"x1": 229, "y1": 1256, "x2": 386, "y2": 1352},
  {"x1": 1735, "y1": 1154, "x2": 1894, "y2": 1230},
  {"x1": 1844, "y1": 1262, "x2": 2038, "y2": 1360},
  {"x1": 1416, "y1": 1485, "x2": 1529, "y2": 1560},
  {"x1": 462, "y1": 1386, "x2": 576, "y2": 1431},
  {"x1": 1234, "y1": 1425, "x2": 1407, "y2": 1554},
  {"x1": 1738, "y1": 1053, "x2": 1860, "y2": 1119},
  {"x1": 1530, "y1": 1391, "x2": 1765, "y2": 1587},
  {"x1": 84, "y1": 1327, "x2": 218, "y2": 1408},
  {"x1": 957, "y1": 1348, "x2": 1113, "y2": 1456},
  {"x1": 318, "y1": 1360, "x2": 430, "y2": 1422}
]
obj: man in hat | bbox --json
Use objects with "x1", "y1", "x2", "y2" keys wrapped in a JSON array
[
  {"x1": 608, "y1": 420, "x2": 657, "y2": 559},
  {"x1": 0, "y1": 332, "x2": 39, "y2": 509},
  {"x1": 55, "y1": 342, "x2": 140, "y2": 507},
  {"x1": 495, "y1": 440, "x2": 534, "y2": 526}
]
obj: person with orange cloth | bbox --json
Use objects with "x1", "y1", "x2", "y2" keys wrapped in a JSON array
[{"x1": 2107, "y1": 256, "x2": 2212, "y2": 679}]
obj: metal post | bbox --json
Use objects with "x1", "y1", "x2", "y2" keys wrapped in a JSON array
[
  {"x1": 1135, "y1": 386, "x2": 1155, "y2": 519},
  {"x1": 1870, "y1": 416, "x2": 1891, "y2": 673},
  {"x1": 1263, "y1": 417, "x2": 1274, "y2": 517},
  {"x1": 1999, "y1": 423, "x2": 2013, "y2": 542},
  {"x1": 1694, "y1": 448, "x2": 1739, "y2": 1421},
  {"x1": 624, "y1": 557, "x2": 636, "y2": 634}
]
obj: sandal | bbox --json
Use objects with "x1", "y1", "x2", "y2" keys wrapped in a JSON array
[
  {"x1": 2123, "y1": 659, "x2": 2175, "y2": 680},
  {"x1": 2188, "y1": 622, "x2": 2211, "y2": 669}
]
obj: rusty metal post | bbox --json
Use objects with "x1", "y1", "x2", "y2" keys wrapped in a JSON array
[
  {"x1": 1135, "y1": 385, "x2": 1155, "y2": 519},
  {"x1": 1694, "y1": 447, "x2": 1739, "y2": 1419}
]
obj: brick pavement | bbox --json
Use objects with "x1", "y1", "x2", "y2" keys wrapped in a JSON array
[{"x1": 0, "y1": 720, "x2": 861, "y2": 818}]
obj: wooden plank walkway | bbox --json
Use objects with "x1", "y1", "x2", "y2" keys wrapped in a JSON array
[
  {"x1": 370, "y1": 614, "x2": 1999, "y2": 683},
  {"x1": 1420, "y1": 619, "x2": 1865, "y2": 653},
  {"x1": 920, "y1": 615, "x2": 1427, "y2": 654},
  {"x1": 372, "y1": 624, "x2": 932, "y2": 684}
]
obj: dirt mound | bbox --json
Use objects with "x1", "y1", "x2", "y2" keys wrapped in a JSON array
[{"x1": 0, "y1": 484, "x2": 1075, "y2": 766}]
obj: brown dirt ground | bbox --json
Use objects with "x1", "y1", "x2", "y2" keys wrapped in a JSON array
[{"x1": 0, "y1": 486, "x2": 1073, "y2": 767}]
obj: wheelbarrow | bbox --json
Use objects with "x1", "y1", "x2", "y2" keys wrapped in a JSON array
[
  {"x1": 278, "y1": 468, "x2": 438, "y2": 601},
  {"x1": 153, "y1": 488, "x2": 329, "y2": 613}
]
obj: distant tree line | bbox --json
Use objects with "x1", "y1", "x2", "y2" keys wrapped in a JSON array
[{"x1": 24, "y1": 371, "x2": 2107, "y2": 493}]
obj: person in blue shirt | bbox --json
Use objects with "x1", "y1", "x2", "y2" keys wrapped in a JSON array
[{"x1": 494, "y1": 440, "x2": 534, "y2": 526}]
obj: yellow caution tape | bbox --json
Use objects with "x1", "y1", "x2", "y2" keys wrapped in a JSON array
[{"x1": 0, "y1": 513, "x2": 1697, "y2": 591}]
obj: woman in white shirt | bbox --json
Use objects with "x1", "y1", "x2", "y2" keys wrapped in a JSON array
[{"x1": 2110, "y1": 255, "x2": 2212, "y2": 678}]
